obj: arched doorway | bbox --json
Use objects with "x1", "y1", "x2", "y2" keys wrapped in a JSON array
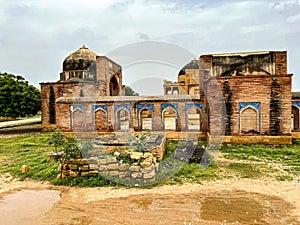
[
  {"x1": 72, "y1": 109, "x2": 85, "y2": 130},
  {"x1": 187, "y1": 107, "x2": 201, "y2": 130},
  {"x1": 116, "y1": 108, "x2": 130, "y2": 130},
  {"x1": 94, "y1": 109, "x2": 108, "y2": 131},
  {"x1": 140, "y1": 108, "x2": 152, "y2": 130},
  {"x1": 110, "y1": 76, "x2": 119, "y2": 96},
  {"x1": 163, "y1": 107, "x2": 177, "y2": 130},
  {"x1": 240, "y1": 107, "x2": 258, "y2": 133},
  {"x1": 292, "y1": 105, "x2": 299, "y2": 131}
]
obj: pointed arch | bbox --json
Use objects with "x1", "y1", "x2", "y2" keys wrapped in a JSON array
[
  {"x1": 139, "y1": 108, "x2": 153, "y2": 130},
  {"x1": 240, "y1": 106, "x2": 259, "y2": 133},
  {"x1": 187, "y1": 106, "x2": 202, "y2": 131},
  {"x1": 109, "y1": 76, "x2": 119, "y2": 96},
  {"x1": 72, "y1": 109, "x2": 85, "y2": 130},
  {"x1": 162, "y1": 106, "x2": 177, "y2": 130},
  {"x1": 94, "y1": 108, "x2": 108, "y2": 131},
  {"x1": 292, "y1": 105, "x2": 300, "y2": 131},
  {"x1": 116, "y1": 108, "x2": 130, "y2": 130}
]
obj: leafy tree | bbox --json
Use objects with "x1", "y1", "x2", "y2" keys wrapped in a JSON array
[
  {"x1": 124, "y1": 85, "x2": 139, "y2": 96},
  {"x1": 0, "y1": 72, "x2": 41, "y2": 118}
]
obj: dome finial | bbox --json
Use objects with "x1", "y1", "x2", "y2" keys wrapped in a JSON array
[{"x1": 81, "y1": 44, "x2": 87, "y2": 49}]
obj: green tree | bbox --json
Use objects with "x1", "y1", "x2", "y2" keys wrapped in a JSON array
[
  {"x1": 0, "y1": 72, "x2": 41, "y2": 118},
  {"x1": 124, "y1": 85, "x2": 139, "y2": 96}
]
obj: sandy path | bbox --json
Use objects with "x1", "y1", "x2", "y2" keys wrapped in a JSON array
[{"x1": 0, "y1": 176, "x2": 299, "y2": 224}]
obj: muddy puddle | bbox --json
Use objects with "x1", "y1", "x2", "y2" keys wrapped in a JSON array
[
  {"x1": 0, "y1": 190, "x2": 60, "y2": 225},
  {"x1": 43, "y1": 190, "x2": 299, "y2": 225}
]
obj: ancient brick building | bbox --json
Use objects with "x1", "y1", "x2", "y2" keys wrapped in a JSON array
[{"x1": 40, "y1": 46, "x2": 298, "y2": 144}]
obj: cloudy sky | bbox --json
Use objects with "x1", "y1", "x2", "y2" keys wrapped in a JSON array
[{"x1": 0, "y1": 0, "x2": 299, "y2": 94}]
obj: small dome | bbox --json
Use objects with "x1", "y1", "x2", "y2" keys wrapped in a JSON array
[
  {"x1": 63, "y1": 45, "x2": 98, "y2": 71},
  {"x1": 178, "y1": 59, "x2": 199, "y2": 76}
]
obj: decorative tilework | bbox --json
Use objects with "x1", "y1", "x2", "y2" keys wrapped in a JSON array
[
  {"x1": 185, "y1": 104, "x2": 204, "y2": 130},
  {"x1": 70, "y1": 105, "x2": 86, "y2": 128},
  {"x1": 239, "y1": 102, "x2": 260, "y2": 111},
  {"x1": 185, "y1": 104, "x2": 203, "y2": 111},
  {"x1": 138, "y1": 104, "x2": 154, "y2": 112},
  {"x1": 238, "y1": 102, "x2": 260, "y2": 133},
  {"x1": 92, "y1": 105, "x2": 108, "y2": 113},
  {"x1": 71, "y1": 105, "x2": 86, "y2": 112},
  {"x1": 92, "y1": 105, "x2": 108, "y2": 130},
  {"x1": 161, "y1": 104, "x2": 178, "y2": 113},
  {"x1": 292, "y1": 101, "x2": 300, "y2": 108},
  {"x1": 114, "y1": 105, "x2": 131, "y2": 113}
]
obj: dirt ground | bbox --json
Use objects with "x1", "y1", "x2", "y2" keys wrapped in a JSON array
[{"x1": 0, "y1": 176, "x2": 299, "y2": 225}]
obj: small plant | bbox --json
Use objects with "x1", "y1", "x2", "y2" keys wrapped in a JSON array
[
  {"x1": 49, "y1": 130, "x2": 82, "y2": 177},
  {"x1": 128, "y1": 132, "x2": 149, "y2": 153}
]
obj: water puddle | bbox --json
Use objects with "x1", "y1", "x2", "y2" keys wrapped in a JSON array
[
  {"x1": 0, "y1": 189, "x2": 60, "y2": 225},
  {"x1": 201, "y1": 196, "x2": 266, "y2": 224}
]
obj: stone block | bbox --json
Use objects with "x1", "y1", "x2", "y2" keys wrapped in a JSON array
[
  {"x1": 98, "y1": 158, "x2": 108, "y2": 165},
  {"x1": 89, "y1": 171, "x2": 98, "y2": 176},
  {"x1": 69, "y1": 164, "x2": 79, "y2": 171},
  {"x1": 144, "y1": 178, "x2": 156, "y2": 183},
  {"x1": 119, "y1": 171, "x2": 130, "y2": 178},
  {"x1": 79, "y1": 159, "x2": 89, "y2": 165},
  {"x1": 21, "y1": 165, "x2": 29, "y2": 173},
  {"x1": 140, "y1": 164, "x2": 154, "y2": 174},
  {"x1": 62, "y1": 164, "x2": 69, "y2": 170},
  {"x1": 81, "y1": 172, "x2": 89, "y2": 177},
  {"x1": 119, "y1": 164, "x2": 129, "y2": 171},
  {"x1": 107, "y1": 163, "x2": 119, "y2": 170},
  {"x1": 62, "y1": 170, "x2": 70, "y2": 176},
  {"x1": 106, "y1": 158, "x2": 118, "y2": 164},
  {"x1": 140, "y1": 160, "x2": 152, "y2": 168},
  {"x1": 79, "y1": 165, "x2": 90, "y2": 171},
  {"x1": 130, "y1": 152, "x2": 143, "y2": 160},
  {"x1": 143, "y1": 170, "x2": 155, "y2": 179},
  {"x1": 89, "y1": 164, "x2": 99, "y2": 171},
  {"x1": 70, "y1": 171, "x2": 79, "y2": 178},
  {"x1": 129, "y1": 165, "x2": 140, "y2": 172},
  {"x1": 131, "y1": 172, "x2": 142, "y2": 179},
  {"x1": 99, "y1": 165, "x2": 108, "y2": 171},
  {"x1": 99, "y1": 171, "x2": 109, "y2": 176},
  {"x1": 109, "y1": 171, "x2": 119, "y2": 177}
]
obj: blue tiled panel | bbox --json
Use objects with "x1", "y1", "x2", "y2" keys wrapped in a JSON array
[
  {"x1": 238, "y1": 102, "x2": 260, "y2": 133},
  {"x1": 161, "y1": 104, "x2": 178, "y2": 112},
  {"x1": 138, "y1": 104, "x2": 154, "y2": 112},
  {"x1": 185, "y1": 104, "x2": 203, "y2": 111},
  {"x1": 71, "y1": 105, "x2": 86, "y2": 112},
  {"x1": 292, "y1": 101, "x2": 300, "y2": 108},
  {"x1": 114, "y1": 105, "x2": 131, "y2": 113},
  {"x1": 92, "y1": 105, "x2": 108, "y2": 113},
  {"x1": 239, "y1": 102, "x2": 260, "y2": 111}
]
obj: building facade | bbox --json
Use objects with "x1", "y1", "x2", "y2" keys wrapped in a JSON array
[{"x1": 40, "y1": 46, "x2": 299, "y2": 144}]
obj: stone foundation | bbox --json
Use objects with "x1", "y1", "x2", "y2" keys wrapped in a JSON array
[{"x1": 59, "y1": 157, "x2": 159, "y2": 184}]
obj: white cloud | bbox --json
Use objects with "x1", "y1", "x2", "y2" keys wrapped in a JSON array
[{"x1": 0, "y1": 0, "x2": 299, "y2": 91}]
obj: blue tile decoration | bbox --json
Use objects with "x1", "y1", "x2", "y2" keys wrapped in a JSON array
[
  {"x1": 70, "y1": 105, "x2": 86, "y2": 128},
  {"x1": 185, "y1": 104, "x2": 203, "y2": 111},
  {"x1": 161, "y1": 104, "x2": 178, "y2": 113},
  {"x1": 238, "y1": 102, "x2": 260, "y2": 133},
  {"x1": 138, "y1": 104, "x2": 154, "y2": 113},
  {"x1": 92, "y1": 105, "x2": 108, "y2": 113},
  {"x1": 71, "y1": 105, "x2": 86, "y2": 112},
  {"x1": 114, "y1": 105, "x2": 131, "y2": 113},
  {"x1": 92, "y1": 105, "x2": 108, "y2": 130},
  {"x1": 292, "y1": 101, "x2": 300, "y2": 108},
  {"x1": 239, "y1": 102, "x2": 260, "y2": 111},
  {"x1": 185, "y1": 104, "x2": 204, "y2": 129}
]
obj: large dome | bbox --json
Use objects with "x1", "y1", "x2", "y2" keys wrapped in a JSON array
[
  {"x1": 63, "y1": 45, "x2": 98, "y2": 71},
  {"x1": 178, "y1": 59, "x2": 199, "y2": 75}
]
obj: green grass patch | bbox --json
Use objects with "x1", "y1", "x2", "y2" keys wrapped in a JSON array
[
  {"x1": 227, "y1": 163, "x2": 262, "y2": 178},
  {"x1": 0, "y1": 133, "x2": 59, "y2": 181}
]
